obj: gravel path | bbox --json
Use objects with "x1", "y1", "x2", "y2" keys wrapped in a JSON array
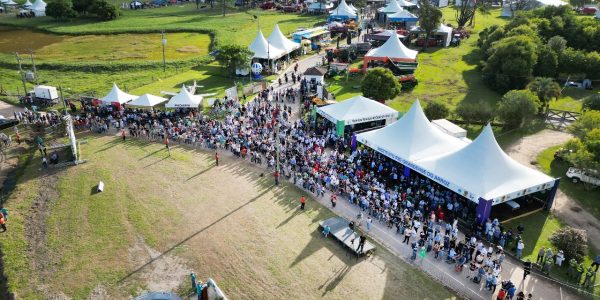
[{"x1": 504, "y1": 129, "x2": 600, "y2": 250}]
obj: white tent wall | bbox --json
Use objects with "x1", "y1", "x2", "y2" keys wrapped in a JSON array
[{"x1": 316, "y1": 95, "x2": 399, "y2": 125}]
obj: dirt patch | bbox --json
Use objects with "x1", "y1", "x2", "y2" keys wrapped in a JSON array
[
  {"x1": 24, "y1": 170, "x2": 66, "y2": 298},
  {"x1": 125, "y1": 235, "x2": 192, "y2": 293},
  {"x1": 87, "y1": 285, "x2": 108, "y2": 300},
  {"x1": 504, "y1": 129, "x2": 600, "y2": 250}
]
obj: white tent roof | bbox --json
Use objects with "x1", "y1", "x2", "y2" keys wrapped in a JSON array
[
  {"x1": 397, "y1": 0, "x2": 417, "y2": 7},
  {"x1": 128, "y1": 94, "x2": 168, "y2": 107},
  {"x1": 357, "y1": 100, "x2": 468, "y2": 162},
  {"x1": 418, "y1": 124, "x2": 556, "y2": 203},
  {"x1": 378, "y1": 0, "x2": 404, "y2": 13},
  {"x1": 5, "y1": 0, "x2": 17, "y2": 4},
  {"x1": 438, "y1": 24, "x2": 453, "y2": 47},
  {"x1": 330, "y1": 0, "x2": 357, "y2": 17},
  {"x1": 31, "y1": 0, "x2": 46, "y2": 9},
  {"x1": 365, "y1": 31, "x2": 418, "y2": 60},
  {"x1": 23, "y1": 0, "x2": 33, "y2": 7},
  {"x1": 349, "y1": 3, "x2": 358, "y2": 11},
  {"x1": 387, "y1": 9, "x2": 418, "y2": 20},
  {"x1": 249, "y1": 29, "x2": 285, "y2": 60},
  {"x1": 317, "y1": 95, "x2": 399, "y2": 125},
  {"x1": 165, "y1": 85, "x2": 203, "y2": 108},
  {"x1": 100, "y1": 83, "x2": 137, "y2": 105},
  {"x1": 267, "y1": 24, "x2": 301, "y2": 54}
]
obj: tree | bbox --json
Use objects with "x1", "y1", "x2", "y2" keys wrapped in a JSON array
[
  {"x1": 550, "y1": 226, "x2": 588, "y2": 262},
  {"x1": 215, "y1": 44, "x2": 252, "y2": 76},
  {"x1": 361, "y1": 68, "x2": 401, "y2": 101},
  {"x1": 455, "y1": 101, "x2": 495, "y2": 125},
  {"x1": 46, "y1": 0, "x2": 77, "y2": 19},
  {"x1": 527, "y1": 77, "x2": 560, "y2": 111},
  {"x1": 418, "y1": 0, "x2": 442, "y2": 51},
  {"x1": 91, "y1": 0, "x2": 118, "y2": 20},
  {"x1": 547, "y1": 35, "x2": 567, "y2": 54},
  {"x1": 424, "y1": 100, "x2": 450, "y2": 120},
  {"x1": 72, "y1": 0, "x2": 96, "y2": 14},
  {"x1": 455, "y1": 0, "x2": 476, "y2": 28},
  {"x1": 534, "y1": 45, "x2": 558, "y2": 78},
  {"x1": 482, "y1": 35, "x2": 538, "y2": 93},
  {"x1": 569, "y1": 0, "x2": 585, "y2": 9},
  {"x1": 582, "y1": 94, "x2": 600, "y2": 111},
  {"x1": 497, "y1": 90, "x2": 539, "y2": 128},
  {"x1": 568, "y1": 110, "x2": 600, "y2": 140}
]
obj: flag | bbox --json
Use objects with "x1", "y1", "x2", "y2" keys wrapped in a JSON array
[{"x1": 351, "y1": 133, "x2": 357, "y2": 152}]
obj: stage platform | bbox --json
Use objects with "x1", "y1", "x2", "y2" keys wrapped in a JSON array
[{"x1": 319, "y1": 217, "x2": 376, "y2": 256}]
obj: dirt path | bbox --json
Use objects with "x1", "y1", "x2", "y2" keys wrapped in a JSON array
[
  {"x1": 0, "y1": 100, "x2": 23, "y2": 119},
  {"x1": 504, "y1": 129, "x2": 600, "y2": 250}
]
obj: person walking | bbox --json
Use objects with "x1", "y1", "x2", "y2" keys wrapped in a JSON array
[
  {"x1": 516, "y1": 240, "x2": 525, "y2": 259},
  {"x1": 215, "y1": 152, "x2": 219, "y2": 166},
  {"x1": 1, "y1": 207, "x2": 8, "y2": 222},
  {"x1": 274, "y1": 169, "x2": 279, "y2": 185},
  {"x1": 330, "y1": 194, "x2": 337, "y2": 208},
  {"x1": 403, "y1": 226, "x2": 412, "y2": 244},
  {"x1": 165, "y1": 136, "x2": 170, "y2": 156},
  {"x1": 42, "y1": 156, "x2": 48, "y2": 169},
  {"x1": 366, "y1": 216, "x2": 372, "y2": 231},
  {"x1": 419, "y1": 246, "x2": 426, "y2": 264},
  {"x1": 122, "y1": 130, "x2": 126, "y2": 141},
  {"x1": 523, "y1": 260, "x2": 532, "y2": 281},
  {"x1": 299, "y1": 196, "x2": 306, "y2": 210}
]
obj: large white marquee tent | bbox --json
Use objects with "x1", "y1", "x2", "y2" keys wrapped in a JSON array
[
  {"x1": 267, "y1": 24, "x2": 301, "y2": 55},
  {"x1": 357, "y1": 100, "x2": 559, "y2": 223},
  {"x1": 249, "y1": 29, "x2": 285, "y2": 60},
  {"x1": 30, "y1": 0, "x2": 46, "y2": 16},
  {"x1": 128, "y1": 94, "x2": 168, "y2": 107},
  {"x1": 378, "y1": 0, "x2": 404, "y2": 13}
]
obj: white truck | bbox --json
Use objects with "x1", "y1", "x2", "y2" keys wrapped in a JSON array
[
  {"x1": 33, "y1": 85, "x2": 59, "y2": 101},
  {"x1": 566, "y1": 167, "x2": 600, "y2": 186}
]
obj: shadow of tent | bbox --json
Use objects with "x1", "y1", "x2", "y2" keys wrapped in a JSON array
[{"x1": 290, "y1": 228, "x2": 363, "y2": 269}]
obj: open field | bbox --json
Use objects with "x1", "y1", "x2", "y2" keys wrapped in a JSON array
[
  {"x1": 0, "y1": 133, "x2": 457, "y2": 299},
  {"x1": 0, "y1": 27, "x2": 210, "y2": 62}
]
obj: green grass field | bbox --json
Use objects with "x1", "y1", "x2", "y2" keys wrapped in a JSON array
[{"x1": 0, "y1": 133, "x2": 457, "y2": 299}]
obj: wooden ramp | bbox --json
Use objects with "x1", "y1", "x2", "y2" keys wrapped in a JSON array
[{"x1": 319, "y1": 217, "x2": 376, "y2": 256}]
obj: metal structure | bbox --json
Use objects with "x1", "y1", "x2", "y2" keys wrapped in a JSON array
[{"x1": 545, "y1": 108, "x2": 580, "y2": 130}]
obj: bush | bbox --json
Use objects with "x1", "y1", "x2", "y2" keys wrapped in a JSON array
[
  {"x1": 583, "y1": 94, "x2": 600, "y2": 111},
  {"x1": 455, "y1": 101, "x2": 495, "y2": 125},
  {"x1": 361, "y1": 68, "x2": 401, "y2": 101},
  {"x1": 46, "y1": 0, "x2": 77, "y2": 19},
  {"x1": 91, "y1": 0, "x2": 118, "y2": 20},
  {"x1": 550, "y1": 226, "x2": 588, "y2": 262},
  {"x1": 497, "y1": 90, "x2": 540, "y2": 129},
  {"x1": 481, "y1": 35, "x2": 538, "y2": 93},
  {"x1": 424, "y1": 100, "x2": 450, "y2": 120}
]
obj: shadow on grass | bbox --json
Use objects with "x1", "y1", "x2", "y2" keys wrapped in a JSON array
[
  {"x1": 502, "y1": 211, "x2": 549, "y2": 258},
  {"x1": 548, "y1": 159, "x2": 600, "y2": 219}
]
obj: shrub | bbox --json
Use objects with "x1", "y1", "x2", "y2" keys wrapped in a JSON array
[
  {"x1": 361, "y1": 68, "x2": 401, "y2": 101},
  {"x1": 424, "y1": 100, "x2": 450, "y2": 120},
  {"x1": 549, "y1": 226, "x2": 588, "y2": 262},
  {"x1": 583, "y1": 94, "x2": 600, "y2": 111},
  {"x1": 455, "y1": 101, "x2": 494, "y2": 125},
  {"x1": 497, "y1": 90, "x2": 540, "y2": 129},
  {"x1": 46, "y1": 0, "x2": 77, "y2": 19}
]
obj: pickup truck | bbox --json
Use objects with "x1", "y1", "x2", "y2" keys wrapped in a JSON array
[{"x1": 566, "y1": 167, "x2": 600, "y2": 186}]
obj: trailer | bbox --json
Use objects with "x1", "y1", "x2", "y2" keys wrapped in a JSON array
[{"x1": 33, "y1": 85, "x2": 59, "y2": 101}]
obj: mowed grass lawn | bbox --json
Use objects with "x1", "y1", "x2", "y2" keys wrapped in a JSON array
[{"x1": 0, "y1": 134, "x2": 457, "y2": 299}]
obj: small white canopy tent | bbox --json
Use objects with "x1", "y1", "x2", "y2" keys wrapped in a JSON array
[
  {"x1": 418, "y1": 124, "x2": 556, "y2": 204},
  {"x1": 165, "y1": 85, "x2": 203, "y2": 108},
  {"x1": 128, "y1": 94, "x2": 168, "y2": 107},
  {"x1": 410, "y1": 23, "x2": 454, "y2": 47},
  {"x1": 317, "y1": 95, "x2": 399, "y2": 126},
  {"x1": 387, "y1": 10, "x2": 418, "y2": 23},
  {"x1": 357, "y1": 99, "x2": 468, "y2": 163},
  {"x1": 100, "y1": 83, "x2": 137, "y2": 105},
  {"x1": 329, "y1": 0, "x2": 358, "y2": 21},
  {"x1": 30, "y1": 0, "x2": 46, "y2": 16},
  {"x1": 23, "y1": 0, "x2": 33, "y2": 7},
  {"x1": 267, "y1": 24, "x2": 301, "y2": 55},
  {"x1": 378, "y1": 0, "x2": 404, "y2": 13},
  {"x1": 249, "y1": 29, "x2": 285, "y2": 60}
]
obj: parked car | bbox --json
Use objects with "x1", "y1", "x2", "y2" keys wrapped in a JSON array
[
  {"x1": 580, "y1": 6, "x2": 598, "y2": 14},
  {"x1": 566, "y1": 167, "x2": 600, "y2": 186},
  {"x1": 260, "y1": 1, "x2": 275, "y2": 9}
]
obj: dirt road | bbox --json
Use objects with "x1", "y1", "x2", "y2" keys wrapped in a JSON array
[
  {"x1": 0, "y1": 100, "x2": 23, "y2": 119},
  {"x1": 504, "y1": 129, "x2": 600, "y2": 250}
]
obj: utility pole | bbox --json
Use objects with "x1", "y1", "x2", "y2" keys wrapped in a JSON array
[
  {"x1": 14, "y1": 52, "x2": 27, "y2": 97},
  {"x1": 161, "y1": 31, "x2": 167, "y2": 73},
  {"x1": 59, "y1": 86, "x2": 67, "y2": 115},
  {"x1": 29, "y1": 50, "x2": 38, "y2": 85},
  {"x1": 222, "y1": 0, "x2": 226, "y2": 16}
]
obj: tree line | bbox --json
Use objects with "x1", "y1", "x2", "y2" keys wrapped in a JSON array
[{"x1": 46, "y1": 0, "x2": 119, "y2": 20}]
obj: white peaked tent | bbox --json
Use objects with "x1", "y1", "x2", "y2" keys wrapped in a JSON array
[
  {"x1": 418, "y1": 124, "x2": 556, "y2": 204},
  {"x1": 329, "y1": 0, "x2": 358, "y2": 20},
  {"x1": 267, "y1": 24, "x2": 301, "y2": 55},
  {"x1": 317, "y1": 95, "x2": 399, "y2": 126},
  {"x1": 378, "y1": 0, "x2": 404, "y2": 13},
  {"x1": 4, "y1": 0, "x2": 17, "y2": 4},
  {"x1": 438, "y1": 24, "x2": 453, "y2": 47},
  {"x1": 165, "y1": 85, "x2": 203, "y2": 108},
  {"x1": 249, "y1": 29, "x2": 285, "y2": 60},
  {"x1": 363, "y1": 31, "x2": 418, "y2": 72},
  {"x1": 128, "y1": 94, "x2": 168, "y2": 107},
  {"x1": 30, "y1": 0, "x2": 46, "y2": 16},
  {"x1": 23, "y1": 0, "x2": 33, "y2": 7},
  {"x1": 349, "y1": 3, "x2": 358, "y2": 12},
  {"x1": 397, "y1": 0, "x2": 417, "y2": 7},
  {"x1": 357, "y1": 100, "x2": 468, "y2": 163},
  {"x1": 100, "y1": 83, "x2": 137, "y2": 105},
  {"x1": 387, "y1": 9, "x2": 418, "y2": 22}
]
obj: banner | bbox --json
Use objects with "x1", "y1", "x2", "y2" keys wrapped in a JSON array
[
  {"x1": 225, "y1": 86, "x2": 238, "y2": 100},
  {"x1": 336, "y1": 120, "x2": 345, "y2": 137}
]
